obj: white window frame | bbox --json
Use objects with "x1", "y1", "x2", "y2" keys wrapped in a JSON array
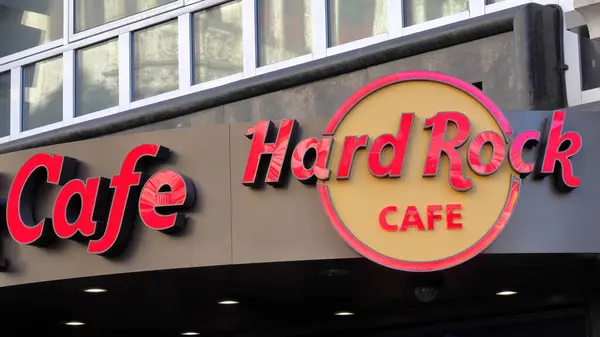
[
  {"x1": 403, "y1": 11, "x2": 470, "y2": 36},
  {"x1": 68, "y1": 0, "x2": 185, "y2": 43},
  {"x1": 485, "y1": 0, "x2": 554, "y2": 13},
  {"x1": 3, "y1": 0, "x2": 242, "y2": 142},
  {"x1": 0, "y1": 0, "x2": 587, "y2": 145}
]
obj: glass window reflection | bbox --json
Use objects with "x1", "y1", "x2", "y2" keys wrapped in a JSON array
[
  {"x1": 0, "y1": 0, "x2": 63, "y2": 58},
  {"x1": 75, "y1": 0, "x2": 177, "y2": 33},
  {"x1": 328, "y1": 0, "x2": 387, "y2": 47},
  {"x1": 403, "y1": 0, "x2": 468, "y2": 27},
  {"x1": 258, "y1": 0, "x2": 312, "y2": 66},
  {"x1": 132, "y1": 20, "x2": 179, "y2": 101},
  {"x1": 76, "y1": 39, "x2": 119, "y2": 116},
  {"x1": 193, "y1": 1, "x2": 243, "y2": 84},
  {"x1": 22, "y1": 57, "x2": 63, "y2": 131}
]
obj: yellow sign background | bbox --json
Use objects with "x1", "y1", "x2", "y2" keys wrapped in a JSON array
[{"x1": 323, "y1": 80, "x2": 514, "y2": 263}]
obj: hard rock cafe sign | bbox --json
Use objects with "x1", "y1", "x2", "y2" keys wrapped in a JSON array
[
  {"x1": 0, "y1": 71, "x2": 582, "y2": 273},
  {"x1": 242, "y1": 71, "x2": 582, "y2": 272}
]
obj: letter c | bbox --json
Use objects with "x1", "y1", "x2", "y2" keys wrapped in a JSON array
[
  {"x1": 379, "y1": 206, "x2": 398, "y2": 232},
  {"x1": 7, "y1": 153, "x2": 77, "y2": 246}
]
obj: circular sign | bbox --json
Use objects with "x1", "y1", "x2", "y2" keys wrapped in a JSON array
[{"x1": 317, "y1": 71, "x2": 520, "y2": 272}]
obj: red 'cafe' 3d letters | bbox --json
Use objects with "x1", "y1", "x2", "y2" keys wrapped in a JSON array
[
  {"x1": 0, "y1": 144, "x2": 196, "y2": 262},
  {"x1": 241, "y1": 71, "x2": 583, "y2": 272}
]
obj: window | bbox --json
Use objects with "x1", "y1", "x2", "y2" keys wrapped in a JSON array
[
  {"x1": 74, "y1": 0, "x2": 177, "y2": 33},
  {"x1": 132, "y1": 19, "x2": 179, "y2": 101},
  {"x1": 0, "y1": 0, "x2": 63, "y2": 58},
  {"x1": 327, "y1": 0, "x2": 387, "y2": 47},
  {"x1": 193, "y1": 1, "x2": 243, "y2": 84},
  {"x1": 403, "y1": 0, "x2": 468, "y2": 27},
  {"x1": 579, "y1": 35, "x2": 600, "y2": 91},
  {"x1": 0, "y1": 72, "x2": 9, "y2": 137},
  {"x1": 0, "y1": 0, "x2": 574, "y2": 141},
  {"x1": 22, "y1": 56, "x2": 63, "y2": 131},
  {"x1": 76, "y1": 39, "x2": 119, "y2": 116},
  {"x1": 257, "y1": 0, "x2": 312, "y2": 66}
]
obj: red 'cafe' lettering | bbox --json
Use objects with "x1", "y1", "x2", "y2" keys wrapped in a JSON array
[
  {"x1": 378, "y1": 204, "x2": 463, "y2": 233},
  {"x1": 2, "y1": 144, "x2": 196, "y2": 258}
]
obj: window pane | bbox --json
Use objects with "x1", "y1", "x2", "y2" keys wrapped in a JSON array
[
  {"x1": 76, "y1": 39, "x2": 119, "y2": 117},
  {"x1": 328, "y1": 0, "x2": 387, "y2": 47},
  {"x1": 580, "y1": 36, "x2": 600, "y2": 91},
  {"x1": 75, "y1": 0, "x2": 177, "y2": 33},
  {"x1": 403, "y1": 0, "x2": 468, "y2": 27},
  {"x1": 193, "y1": 1, "x2": 243, "y2": 84},
  {"x1": 0, "y1": 0, "x2": 63, "y2": 58},
  {"x1": 0, "y1": 72, "x2": 10, "y2": 137},
  {"x1": 132, "y1": 20, "x2": 178, "y2": 101},
  {"x1": 22, "y1": 57, "x2": 63, "y2": 131},
  {"x1": 258, "y1": 0, "x2": 312, "y2": 66}
]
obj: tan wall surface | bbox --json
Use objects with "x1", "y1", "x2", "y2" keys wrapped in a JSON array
[{"x1": 0, "y1": 119, "x2": 358, "y2": 287}]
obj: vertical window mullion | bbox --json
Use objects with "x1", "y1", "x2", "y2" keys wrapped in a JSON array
[
  {"x1": 312, "y1": 0, "x2": 327, "y2": 59},
  {"x1": 563, "y1": 25, "x2": 583, "y2": 106},
  {"x1": 63, "y1": 50, "x2": 75, "y2": 125},
  {"x1": 388, "y1": 0, "x2": 403, "y2": 38},
  {"x1": 242, "y1": 0, "x2": 258, "y2": 77},
  {"x1": 10, "y1": 67, "x2": 22, "y2": 137},
  {"x1": 118, "y1": 32, "x2": 132, "y2": 110},
  {"x1": 179, "y1": 13, "x2": 192, "y2": 93},
  {"x1": 470, "y1": 0, "x2": 485, "y2": 17},
  {"x1": 63, "y1": 0, "x2": 71, "y2": 44}
]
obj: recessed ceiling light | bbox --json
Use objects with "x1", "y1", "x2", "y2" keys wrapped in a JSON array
[
  {"x1": 318, "y1": 269, "x2": 350, "y2": 277},
  {"x1": 181, "y1": 332, "x2": 200, "y2": 336},
  {"x1": 83, "y1": 288, "x2": 106, "y2": 293},
  {"x1": 218, "y1": 300, "x2": 239, "y2": 305},
  {"x1": 496, "y1": 290, "x2": 518, "y2": 296},
  {"x1": 64, "y1": 321, "x2": 85, "y2": 326},
  {"x1": 334, "y1": 311, "x2": 354, "y2": 316}
]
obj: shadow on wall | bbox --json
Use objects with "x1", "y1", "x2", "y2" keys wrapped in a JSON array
[{"x1": 0, "y1": 0, "x2": 63, "y2": 58}]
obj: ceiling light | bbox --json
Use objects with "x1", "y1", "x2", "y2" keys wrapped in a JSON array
[
  {"x1": 317, "y1": 269, "x2": 350, "y2": 277},
  {"x1": 334, "y1": 311, "x2": 354, "y2": 316},
  {"x1": 64, "y1": 321, "x2": 85, "y2": 326},
  {"x1": 218, "y1": 300, "x2": 239, "y2": 305},
  {"x1": 83, "y1": 288, "x2": 106, "y2": 293},
  {"x1": 181, "y1": 332, "x2": 200, "y2": 336},
  {"x1": 496, "y1": 290, "x2": 518, "y2": 296}
]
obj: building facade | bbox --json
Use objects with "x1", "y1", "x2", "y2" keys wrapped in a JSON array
[
  {"x1": 1, "y1": 1, "x2": 600, "y2": 336},
  {"x1": 0, "y1": 0, "x2": 592, "y2": 146}
]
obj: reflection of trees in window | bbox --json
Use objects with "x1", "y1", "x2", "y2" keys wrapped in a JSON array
[
  {"x1": 403, "y1": 0, "x2": 468, "y2": 27},
  {"x1": 133, "y1": 19, "x2": 179, "y2": 101},
  {"x1": 22, "y1": 56, "x2": 63, "y2": 131},
  {"x1": 0, "y1": 0, "x2": 63, "y2": 57},
  {"x1": 76, "y1": 39, "x2": 119, "y2": 116},
  {"x1": 328, "y1": 0, "x2": 387, "y2": 47},
  {"x1": 75, "y1": 0, "x2": 176, "y2": 32},
  {"x1": 194, "y1": 1, "x2": 243, "y2": 84},
  {"x1": 258, "y1": 0, "x2": 312, "y2": 66}
]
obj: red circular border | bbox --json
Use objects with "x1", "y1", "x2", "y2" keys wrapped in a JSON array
[{"x1": 317, "y1": 70, "x2": 521, "y2": 272}]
